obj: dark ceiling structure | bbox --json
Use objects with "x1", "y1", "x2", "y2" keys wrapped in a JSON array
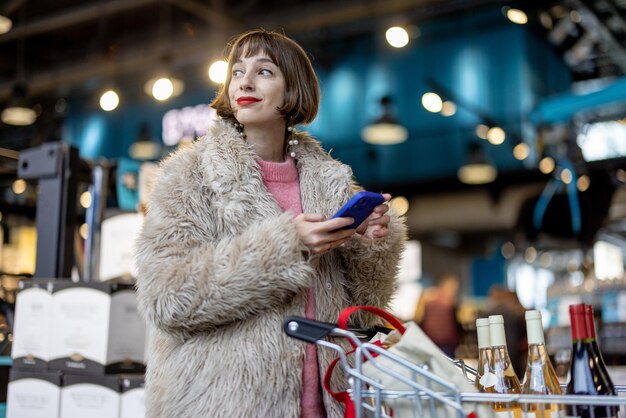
[{"x1": 1, "y1": 0, "x2": 626, "y2": 107}]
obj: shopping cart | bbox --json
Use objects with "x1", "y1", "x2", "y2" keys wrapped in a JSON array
[{"x1": 284, "y1": 316, "x2": 626, "y2": 418}]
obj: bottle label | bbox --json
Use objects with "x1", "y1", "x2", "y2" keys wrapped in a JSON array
[{"x1": 479, "y1": 371, "x2": 497, "y2": 388}]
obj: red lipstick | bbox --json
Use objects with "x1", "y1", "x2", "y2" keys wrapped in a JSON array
[{"x1": 236, "y1": 96, "x2": 261, "y2": 106}]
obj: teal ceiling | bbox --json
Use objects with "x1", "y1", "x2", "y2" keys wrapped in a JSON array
[{"x1": 65, "y1": 8, "x2": 573, "y2": 188}]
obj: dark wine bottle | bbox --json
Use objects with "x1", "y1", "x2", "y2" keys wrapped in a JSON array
[
  {"x1": 565, "y1": 304, "x2": 617, "y2": 418},
  {"x1": 585, "y1": 304, "x2": 618, "y2": 417}
]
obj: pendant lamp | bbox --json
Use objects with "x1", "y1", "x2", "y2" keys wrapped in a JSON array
[
  {"x1": 458, "y1": 142, "x2": 497, "y2": 185},
  {"x1": 1, "y1": 83, "x2": 37, "y2": 126},
  {"x1": 361, "y1": 96, "x2": 408, "y2": 145}
]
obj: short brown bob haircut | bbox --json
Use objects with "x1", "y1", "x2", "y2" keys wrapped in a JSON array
[{"x1": 211, "y1": 29, "x2": 320, "y2": 126}]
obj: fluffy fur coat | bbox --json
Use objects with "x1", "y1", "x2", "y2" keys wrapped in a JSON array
[{"x1": 135, "y1": 120, "x2": 407, "y2": 418}]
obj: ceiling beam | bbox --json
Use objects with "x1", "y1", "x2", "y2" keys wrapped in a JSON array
[
  {"x1": 0, "y1": 0, "x2": 501, "y2": 100},
  {"x1": 567, "y1": 0, "x2": 626, "y2": 72},
  {"x1": 257, "y1": 0, "x2": 499, "y2": 34},
  {"x1": 1, "y1": 0, "x2": 27, "y2": 16},
  {"x1": 169, "y1": 0, "x2": 243, "y2": 29},
  {"x1": 0, "y1": 26, "x2": 235, "y2": 101},
  {"x1": 0, "y1": 0, "x2": 161, "y2": 44}
]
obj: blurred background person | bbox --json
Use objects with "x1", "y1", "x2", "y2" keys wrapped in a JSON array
[
  {"x1": 413, "y1": 274, "x2": 462, "y2": 357},
  {"x1": 481, "y1": 285, "x2": 528, "y2": 378}
]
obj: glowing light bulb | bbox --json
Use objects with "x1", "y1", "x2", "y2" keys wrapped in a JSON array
[
  {"x1": 506, "y1": 8, "x2": 528, "y2": 24},
  {"x1": 12, "y1": 179, "x2": 27, "y2": 194},
  {"x1": 475, "y1": 124, "x2": 489, "y2": 140},
  {"x1": 440, "y1": 101, "x2": 456, "y2": 116},
  {"x1": 389, "y1": 196, "x2": 409, "y2": 216},
  {"x1": 99, "y1": 90, "x2": 119, "y2": 111},
  {"x1": 487, "y1": 127, "x2": 506, "y2": 145},
  {"x1": 152, "y1": 78, "x2": 174, "y2": 101},
  {"x1": 80, "y1": 191, "x2": 92, "y2": 208},
  {"x1": 208, "y1": 60, "x2": 228, "y2": 84},
  {"x1": 513, "y1": 142, "x2": 529, "y2": 160},
  {"x1": 385, "y1": 26, "x2": 409, "y2": 48},
  {"x1": 577, "y1": 174, "x2": 590, "y2": 192},
  {"x1": 561, "y1": 168, "x2": 573, "y2": 184},
  {"x1": 421, "y1": 92, "x2": 443, "y2": 113},
  {"x1": 539, "y1": 156, "x2": 555, "y2": 174}
]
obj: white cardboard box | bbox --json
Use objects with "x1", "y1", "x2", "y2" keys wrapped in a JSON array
[
  {"x1": 120, "y1": 375, "x2": 145, "y2": 418},
  {"x1": 7, "y1": 370, "x2": 62, "y2": 418},
  {"x1": 11, "y1": 281, "x2": 54, "y2": 370},
  {"x1": 48, "y1": 281, "x2": 145, "y2": 375},
  {"x1": 60, "y1": 374, "x2": 120, "y2": 418}
]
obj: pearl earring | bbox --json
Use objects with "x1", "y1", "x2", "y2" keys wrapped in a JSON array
[
  {"x1": 235, "y1": 121, "x2": 246, "y2": 140},
  {"x1": 287, "y1": 126, "x2": 297, "y2": 158}
]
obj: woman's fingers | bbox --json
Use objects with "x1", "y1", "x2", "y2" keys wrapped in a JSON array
[
  {"x1": 294, "y1": 213, "x2": 326, "y2": 223},
  {"x1": 295, "y1": 213, "x2": 357, "y2": 256},
  {"x1": 310, "y1": 234, "x2": 352, "y2": 255},
  {"x1": 324, "y1": 216, "x2": 355, "y2": 232},
  {"x1": 367, "y1": 214, "x2": 390, "y2": 226}
]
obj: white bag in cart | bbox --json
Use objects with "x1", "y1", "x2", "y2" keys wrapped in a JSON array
[{"x1": 362, "y1": 321, "x2": 491, "y2": 418}]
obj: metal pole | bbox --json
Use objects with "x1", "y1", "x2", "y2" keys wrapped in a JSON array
[{"x1": 84, "y1": 163, "x2": 108, "y2": 282}]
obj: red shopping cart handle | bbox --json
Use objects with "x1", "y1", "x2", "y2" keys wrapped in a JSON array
[{"x1": 284, "y1": 316, "x2": 337, "y2": 343}]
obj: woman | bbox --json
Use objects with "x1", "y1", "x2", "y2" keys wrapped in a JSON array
[
  {"x1": 135, "y1": 29, "x2": 407, "y2": 418},
  {"x1": 413, "y1": 274, "x2": 462, "y2": 358}
]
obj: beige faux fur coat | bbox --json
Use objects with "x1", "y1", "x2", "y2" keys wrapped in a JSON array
[{"x1": 135, "y1": 120, "x2": 407, "y2": 418}]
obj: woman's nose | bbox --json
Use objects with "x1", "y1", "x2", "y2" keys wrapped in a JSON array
[{"x1": 240, "y1": 73, "x2": 254, "y2": 91}]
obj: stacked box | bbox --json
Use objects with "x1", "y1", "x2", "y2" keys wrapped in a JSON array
[
  {"x1": 7, "y1": 370, "x2": 62, "y2": 418},
  {"x1": 9, "y1": 280, "x2": 147, "y2": 417},
  {"x1": 60, "y1": 374, "x2": 121, "y2": 418},
  {"x1": 11, "y1": 281, "x2": 54, "y2": 370},
  {"x1": 120, "y1": 375, "x2": 145, "y2": 418},
  {"x1": 47, "y1": 281, "x2": 146, "y2": 375}
]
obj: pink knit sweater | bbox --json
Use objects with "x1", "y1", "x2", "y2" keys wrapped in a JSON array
[{"x1": 257, "y1": 156, "x2": 327, "y2": 418}]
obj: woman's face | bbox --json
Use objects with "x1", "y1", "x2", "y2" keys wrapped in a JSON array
[{"x1": 228, "y1": 50, "x2": 286, "y2": 129}]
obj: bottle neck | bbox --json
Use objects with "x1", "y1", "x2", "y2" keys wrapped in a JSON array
[
  {"x1": 569, "y1": 309, "x2": 589, "y2": 342},
  {"x1": 491, "y1": 345, "x2": 513, "y2": 366},
  {"x1": 490, "y1": 345, "x2": 518, "y2": 382},
  {"x1": 490, "y1": 322, "x2": 507, "y2": 347},
  {"x1": 526, "y1": 317, "x2": 545, "y2": 345},
  {"x1": 477, "y1": 324, "x2": 490, "y2": 349},
  {"x1": 527, "y1": 341, "x2": 549, "y2": 362},
  {"x1": 477, "y1": 347, "x2": 491, "y2": 370},
  {"x1": 585, "y1": 306, "x2": 598, "y2": 340}
]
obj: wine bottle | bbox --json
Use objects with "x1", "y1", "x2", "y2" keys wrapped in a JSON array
[
  {"x1": 566, "y1": 304, "x2": 617, "y2": 418},
  {"x1": 521, "y1": 310, "x2": 564, "y2": 418},
  {"x1": 488, "y1": 314, "x2": 522, "y2": 418},
  {"x1": 475, "y1": 317, "x2": 495, "y2": 391},
  {"x1": 584, "y1": 304, "x2": 618, "y2": 417},
  {"x1": 585, "y1": 305, "x2": 616, "y2": 393}
]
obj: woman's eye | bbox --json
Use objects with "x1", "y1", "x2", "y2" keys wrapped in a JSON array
[
  {"x1": 232, "y1": 69, "x2": 243, "y2": 77},
  {"x1": 259, "y1": 68, "x2": 273, "y2": 76}
]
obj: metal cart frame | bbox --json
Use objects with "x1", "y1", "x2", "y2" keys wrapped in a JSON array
[{"x1": 285, "y1": 316, "x2": 626, "y2": 418}]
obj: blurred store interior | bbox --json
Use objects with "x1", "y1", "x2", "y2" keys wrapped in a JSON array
[{"x1": 0, "y1": 0, "x2": 626, "y2": 373}]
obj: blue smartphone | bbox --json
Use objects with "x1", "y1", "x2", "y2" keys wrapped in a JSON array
[{"x1": 331, "y1": 191, "x2": 385, "y2": 230}]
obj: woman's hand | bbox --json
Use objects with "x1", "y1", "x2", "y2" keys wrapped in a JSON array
[
  {"x1": 355, "y1": 193, "x2": 392, "y2": 239},
  {"x1": 294, "y1": 213, "x2": 356, "y2": 256}
]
